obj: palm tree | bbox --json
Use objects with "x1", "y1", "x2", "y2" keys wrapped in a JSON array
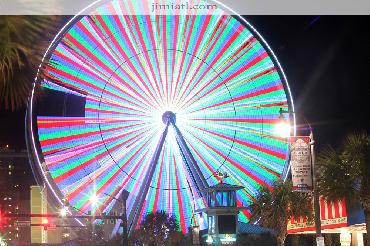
[
  {"x1": 317, "y1": 131, "x2": 370, "y2": 246},
  {"x1": 0, "y1": 16, "x2": 61, "y2": 111},
  {"x1": 249, "y1": 180, "x2": 313, "y2": 246}
]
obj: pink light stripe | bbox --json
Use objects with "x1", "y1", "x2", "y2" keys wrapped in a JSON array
[
  {"x1": 130, "y1": 15, "x2": 164, "y2": 106},
  {"x1": 173, "y1": 15, "x2": 196, "y2": 101},
  {"x1": 63, "y1": 32, "x2": 157, "y2": 110},
  {"x1": 68, "y1": 137, "x2": 152, "y2": 202},
  {"x1": 93, "y1": 16, "x2": 159, "y2": 110},
  {"x1": 180, "y1": 38, "x2": 262, "y2": 108},
  {"x1": 188, "y1": 132, "x2": 271, "y2": 189},
  {"x1": 87, "y1": 96, "x2": 148, "y2": 114},
  {"x1": 175, "y1": 15, "x2": 212, "y2": 102},
  {"x1": 54, "y1": 128, "x2": 153, "y2": 183}
]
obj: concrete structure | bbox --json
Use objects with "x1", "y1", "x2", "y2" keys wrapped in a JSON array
[{"x1": 30, "y1": 186, "x2": 63, "y2": 244}]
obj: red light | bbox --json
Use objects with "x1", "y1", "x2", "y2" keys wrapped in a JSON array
[
  {"x1": 0, "y1": 210, "x2": 6, "y2": 227},
  {"x1": 42, "y1": 218, "x2": 48, "y2": 224}
]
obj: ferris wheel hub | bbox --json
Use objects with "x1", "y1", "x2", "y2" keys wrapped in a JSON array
[{"x1": 162, "y1": 111, "x2": 176, "y2": 125}]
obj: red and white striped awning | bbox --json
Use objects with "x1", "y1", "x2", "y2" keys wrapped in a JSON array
[{"x1": 287, "y1": 196, "x2": 347, "y2": 234}]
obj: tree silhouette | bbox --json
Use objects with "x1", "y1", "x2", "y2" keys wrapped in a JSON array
[
  {"x1": 0, "y1": 16, "x2": 61, "y2": 110},
  {"x1": 249, "y1": 180, "x2": 313, "y2": 246},
  {"x1": 317, "y1": 131, "x2": 370, "y2": 246},
  {"x1": 131, "y1": 211, "x2": 183, "y2": 245}
]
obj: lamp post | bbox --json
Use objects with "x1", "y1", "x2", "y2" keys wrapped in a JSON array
[
  {"x1": 58, "y1": 191, "x2": 129, "y2": 246},
  {"x1": 276, "y1": 108, "x2": 324, "y2": 246},
  {"x1": 98, "y1": 191, "x2": 129, "y2": 246}
]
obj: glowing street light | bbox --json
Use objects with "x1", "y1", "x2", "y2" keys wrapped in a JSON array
[
  {"x1": 59, "y1": 207, "x2": 69, "y2": 217},
  {"x1": 89, "y1": 194, "x2": 99, "y2": 207},
  {"x1": 274, "y1": 120, "x2": 291, "y2": 138},
  {"x1": 274, "y1": 108, "x2": 291, "y2": 138}
]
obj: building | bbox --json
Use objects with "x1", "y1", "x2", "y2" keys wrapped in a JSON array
[
  {"x1": 0, "y1": 147, "x2": 34, "y2": 245},
  {"x1": 197, "y1": 180, "x2": 247, "y2": 245},
  {"x1": 30, "y1": 186, "x2": 64, "y2": 244},
  {"x1": 288, "y1": 197, "x2": 367, "y2": 246}
]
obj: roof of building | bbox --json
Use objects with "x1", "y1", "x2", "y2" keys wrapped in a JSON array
[{"x1": 203, "y1": 182, "x2": 244, "y2": 192}]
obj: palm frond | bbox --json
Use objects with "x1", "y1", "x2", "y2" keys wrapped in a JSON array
[
  {"x1": 317, "y1": 131, "x2": 370, "y2": 208},
  {"x1": 0, "y1": 16, "x2": 62, "y2": 111},
  {"x1": 249, "y1": 180, "x2": 313, "y2": 233},
  {"x1": 317, "y1": 145, "x2": 358, "y2": 202}
]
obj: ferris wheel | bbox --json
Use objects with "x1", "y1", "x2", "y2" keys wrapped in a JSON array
[{"x1": 27, "y1": 0, "x2": 295, "y2": 234}]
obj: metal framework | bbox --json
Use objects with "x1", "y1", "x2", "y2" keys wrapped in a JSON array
[{"x1": 127, "y1": 111, "x2": 209, "y2": 234}]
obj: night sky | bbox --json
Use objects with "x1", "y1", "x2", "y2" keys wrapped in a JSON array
[{"x1": 0, "y1": 16, "x2": 369, "y2": 151}]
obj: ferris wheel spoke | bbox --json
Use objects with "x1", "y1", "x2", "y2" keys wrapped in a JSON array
[
  {"x1": 173, "y1": 15, "x2": 213, "y2": 101},
  {"x1": 171, "y1": 15, "x2": 198, "y2": 101},
  {"x1": 185, "y1": 129, "x2": 274, "y2": 189},
  {"x1": 176, "y1": 40, "x2": 255, "y2": 108},
  {"x1": 178, "y1": 50, "x2": 270, "y2": 110},
  {"x1": 186, "y1": 123, "x2": 286, "y2": 173},
  {"x1": 174, "y1": 19, "x2": 249, "y2": 106},
  {"x1": 55, "y1": 20, "x2": 161, "y2": 110},
  {"x1": 120, "y1": 16, "x2": 166, "y2": 103},
  {"x1": 64, "y1": 128, "x2": 158, "y2": 211}
]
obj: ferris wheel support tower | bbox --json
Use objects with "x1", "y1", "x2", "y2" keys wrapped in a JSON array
[{"x1": 128, "y1": 111, "x2": 209, "y2": 234}]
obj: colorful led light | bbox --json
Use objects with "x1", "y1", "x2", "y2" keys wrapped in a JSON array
[{"x1": 29, "y1": 0, "x2": 293, "y2": 233}]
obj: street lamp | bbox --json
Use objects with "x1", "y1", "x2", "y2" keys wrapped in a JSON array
[
  {"x1": 275, "y1": 108, "x2": 324, "y2": 246},
  {"x1": 89, "y1": 194, "x2": 99, "y2": 208},
  {"x1": 59, "y1": 207, "x2": 69, "y2": 217},
  {"x1": 58, "y1": 191, "x2": 129, "y2": 246},
  {"x1": 274, "y1": 111, "x2": 291, "y2": 138},
  {"x1": 95, "y1": 191, "x2": 129, "y2": 246}
]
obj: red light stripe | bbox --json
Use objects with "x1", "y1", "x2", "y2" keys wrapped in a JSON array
[
  {"x1": 67, "y1": 137, "x2": 152, "y2": 201},
  {"x1": 189, "y1": 132, "x2": 271, "y2": 189},
  {"x1": 54, "y1": 129, "x2": 152, "y2": 183},
  {"x1": 194, "y1": 126, "x2": 285, "y2": 160},
  {"x1": 320, "y1": 197, "x2": 326, "y2": 220}
]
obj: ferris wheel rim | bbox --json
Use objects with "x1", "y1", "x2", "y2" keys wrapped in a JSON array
[{"x1": 27, "y1": 0, "x2": 296, "y2": 230}]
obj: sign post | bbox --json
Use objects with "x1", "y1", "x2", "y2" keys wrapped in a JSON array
[
  {"x1": 316, "y1": 236, "x2": 325, "y2": 246},
  {"x1": 289, "y1": 136, "x2": 313, "y2": 192}
]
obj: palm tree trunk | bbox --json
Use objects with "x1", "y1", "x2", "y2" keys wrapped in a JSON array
[
  {"x1": 276, "y1": 236, "x2": 285, "y2": 246},
  {"x1": 275, "y1": 220, "x2": 287, "y2": 246},
  {"x1": 324, "y1": 234, "x2": 333, "y2": 246},
  {"x1": 276, "y1": 228, "x2": 287, "y2": 246},
  {"x1": 365, "y1": 208, "x2": 370, "y2": 246}
]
